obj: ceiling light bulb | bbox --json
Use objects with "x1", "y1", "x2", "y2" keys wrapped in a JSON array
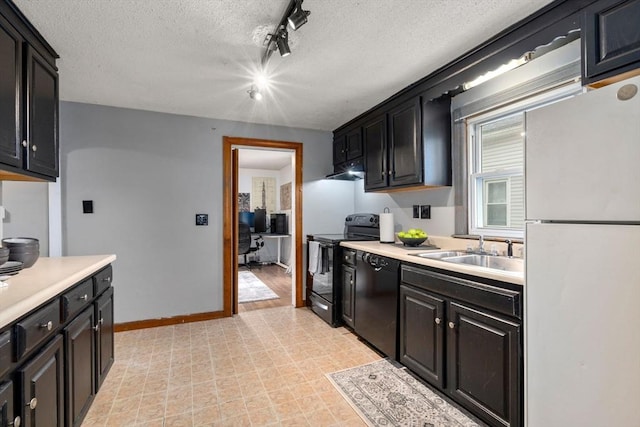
[
  {"x1": 248, "y1": 86, "x2": 263, "y2": 101},
  {"x1": 288, "y1": 0, "x2": 310, "y2": 30},
  {"x1": 254, "y1": 72, "x2": 270, "y2": 90}
]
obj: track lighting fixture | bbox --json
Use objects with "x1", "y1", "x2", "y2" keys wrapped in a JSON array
[
  {"x1": 288, "y1": 0, "x2": 310, "y2": 30},
  {"x1": 276, "y1": 29, "x2": 291, "y2": 57}
]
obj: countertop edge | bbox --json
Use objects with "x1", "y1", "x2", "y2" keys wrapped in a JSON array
[
  {"x1": 340, "y1": 241, "x2": 523, "y2": 286},
  {"x1": 0, "y1": 255, "x2": 117, "y2": 329}
]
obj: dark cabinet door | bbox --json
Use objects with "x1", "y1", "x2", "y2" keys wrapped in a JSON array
[
  {"x1": 583, "y1": 0, "x2": 640, "y2": 83},
  {"x1": 333, "y1": 134, "x2": 347, "y2": 165},
  {"x1": 0, "y1": 380, "x2": 17, "y2": 427},
  {"x1": 422, "y1": 96, "x2": 452, "y2": 186},
  {"x1": 95, "y1": 287, "x2": 114, "y2": 390},
  {"x1": 345, "y1": 128, "x2": 363, "y2": 161},
  {"x1": 341, "y1": 264, "x2": 356, "y2": 328},
  {"x1": 64, "y1": 306, "x2": 95, "y2": 427},
  {"x1": 363, "y1": 114, "x2": 388, "y2": 191},
  {"x1": 399, "y1": 285, "x2": 445, "y2": 389},
  {"x1": 388, "y1": 97, "x2": 422, "y2": 187},
  {"x1": 19, "y1": 334, "x2": 64, "y2": 427},
  {"x1": 0, "y1": 14, "x2": 22, "y2": 169},
  {"x1": 25, "y1": 46, "x2": 58, "y2": 178},
  {"x1": 447, "y1": 302, "x2": 521, "y2": 427}
]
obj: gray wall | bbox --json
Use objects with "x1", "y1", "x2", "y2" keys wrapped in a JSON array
[
  {"x1": 1, "y1": 182, "x2": 50, "y2": 255},
  {"x1": 60, "y1": 102, "x2": 352, "y2": 323}
]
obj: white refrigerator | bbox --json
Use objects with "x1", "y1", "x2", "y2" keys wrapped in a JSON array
[{"x1": 525, "y1": 75, "x2": 640, "y2": 426}]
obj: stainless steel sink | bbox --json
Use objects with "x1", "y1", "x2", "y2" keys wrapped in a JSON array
[
  {"x1": 442, "y1": 254, "x2": 524, "y2": 272},
  {"x1": 412, "y1": 251, "x2": 523, "y2": 273},
  {"x1": 413, "y1": 251, "x2": 470, "y2": 259}
]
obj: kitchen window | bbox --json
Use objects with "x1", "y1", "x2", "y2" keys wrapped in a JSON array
[{"x1": 468, "y1": 112, "x2": 525, "y2": 237}]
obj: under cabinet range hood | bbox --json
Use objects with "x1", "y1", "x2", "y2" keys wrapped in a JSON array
[{"x1": 325, "y1": 162, "x2": 364, "y2": 181}]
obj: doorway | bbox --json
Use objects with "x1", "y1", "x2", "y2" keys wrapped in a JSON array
[{"x1": 222, "y1": 136, "x2": 304, "y2": 316}]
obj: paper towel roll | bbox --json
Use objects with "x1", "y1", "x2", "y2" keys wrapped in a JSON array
[{"x1": 379, "y1": 212, "x2": 395, "y2": 243}]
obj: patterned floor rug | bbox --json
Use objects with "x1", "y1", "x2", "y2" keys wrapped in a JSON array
[
  {"x1": 327, "y1": 359, "x2": 486, "y2": 427},
  {"x1": 238, "y1": 271, "x2": 279, "y2": 303}
]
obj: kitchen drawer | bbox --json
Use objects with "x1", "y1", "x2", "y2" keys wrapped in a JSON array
[
  {"x1": 0, "y1": 331, "x2": 11, "y2": 378},
  {"x1": 15, "y1": 299, "x2": 61, "y2": 360},
  {"x1": 61, "y1": 278, "x2": 93, "y2": 321},
  {"x1": 93, "y1": 265, "x2": 113, "y2": 295},
  {"x1": 342, "y1": 248, "x2": 357, "y2": 266},
  {"x1": 401, "y1": 265, "x2": 521, "y2": 319}
]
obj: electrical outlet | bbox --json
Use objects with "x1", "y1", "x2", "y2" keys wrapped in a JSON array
[
  {"x1": 420, "y1": 205, "x2": 431, "y2": 219},
  {"x1": 412, "y1": 205, "x2": 420, "y2": 218}
]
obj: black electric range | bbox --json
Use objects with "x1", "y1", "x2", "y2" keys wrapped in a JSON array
[{"x1": 308, "y1": 213, "x2": 380, "y2": 326}]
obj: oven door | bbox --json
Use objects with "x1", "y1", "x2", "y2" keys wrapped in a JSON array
[{"x1": 311, "y1": 243, "x2": 334, "y2": 302}]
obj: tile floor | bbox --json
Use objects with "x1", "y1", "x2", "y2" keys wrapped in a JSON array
[{"x1": 82, "y1": 306, "x2": 380, "y2": 426}]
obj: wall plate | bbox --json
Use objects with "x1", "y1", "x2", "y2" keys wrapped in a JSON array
[
  {"x1": 420, "y1": 205, "x2": 431, "y2": 219},
  {"x1": 413, "y1": 205, "x2": 420, "y2": 218},
  {"x1": 195, "y1": 214, "x2": 208, "y2": 226}
]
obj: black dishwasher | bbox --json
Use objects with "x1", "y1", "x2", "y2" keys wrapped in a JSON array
[{"x1": 355, "y1": 251, "x2": 400, "y2": 360}]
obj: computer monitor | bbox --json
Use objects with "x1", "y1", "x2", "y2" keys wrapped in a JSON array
[{"x1": 238, "y1": 211, "x2": 254, "y2": 227}]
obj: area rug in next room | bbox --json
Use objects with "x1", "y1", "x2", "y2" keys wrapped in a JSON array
[
  {"x1": 238, "y1": 270, "x2": 280, "y2": 303},
  {"x1": 327, "y1": 359, "x2": 487, "y2": 427}
]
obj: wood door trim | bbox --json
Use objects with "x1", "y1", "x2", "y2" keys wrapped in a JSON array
[{"x1": 222, "y1": 136, "x2": 304, "y2": 318}]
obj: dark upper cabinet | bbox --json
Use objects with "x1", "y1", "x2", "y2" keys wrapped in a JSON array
[
  {"x1": 19, "y1": 334, "x2": 64, "y2": 427},
  {"x1": 583, "y1": 0, "x2": 640, "y2": 84},
  {"x1": 388, "y1": 97, "x2": 422, "y2": 187},
  {"x1": 333, "y1": 127, "x2": 363, "y2": 171},
  {"x1": 25, "y1": 45, "x2": 58, "y2": 178},
  {"x1": 363, "y1": 95, "x2": 451, "y2": 192},
  {"x1": 448, "y1": 302, "x2": 521, "y2": 427},
  {"x1": 399, "y1": 285, "x2": 445, "y2": 389},
  {"x1": 0, "y1": 2, "x2": 58, "y2": 181},
  {"x1": 0, "y1": 13, "x2": 22, "y2": 169},
  {"x1": 363, "y1": 113, "x2": 388, "y2": 191}
]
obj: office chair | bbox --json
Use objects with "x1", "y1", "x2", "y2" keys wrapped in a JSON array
[{"x1": 238, "y1": 222, "x2": 263, "y2": 269}]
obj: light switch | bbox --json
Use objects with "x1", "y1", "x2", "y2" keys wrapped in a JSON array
[{"x1": 420, "y1": 205, "x2": 431, "y2": 219}]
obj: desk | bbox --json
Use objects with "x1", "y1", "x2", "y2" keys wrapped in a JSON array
[{"x1": 260, "y1": 234, "x2": 291, "y2": 271}]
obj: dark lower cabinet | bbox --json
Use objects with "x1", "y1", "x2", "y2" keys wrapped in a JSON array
[
  {"x1": 341, "y1": 264, "x2": 356, "y2": 328},
  {"x1": 19, "y1": 334, "x2": 64, "y2": 427},
  {"x1": 95, "y1": 287, "x2": 115, "y2": 390},
  {"x1": 448, "y1": 302, "x2": 521, "y2": 427},
  {"x1": 399, "y1": 264, "x2": 522, "y2": 427},
  {"x1": 399, "y1": 285, "x2": 445, "y2": 389},
  {"x1": 0, "y1": 380, "x2": 17, "y2": 427},
  {"x1": 64, "y1": 307, "x2": 95, "y2": 427}
]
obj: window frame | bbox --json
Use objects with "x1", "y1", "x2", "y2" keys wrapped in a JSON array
[{"x1": 466, "y1": 84, "x2": 582, "y2": 238}]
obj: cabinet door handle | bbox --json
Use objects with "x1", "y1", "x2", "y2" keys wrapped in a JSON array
[
  {"x1": 31, "y1": 144, "x2": 37, "y2": 152},
  {"x1": 349, "y1": 280, "x2": 353, "y2": 285},
  {"x1": 9, "y1": 415, "x2": 21, "y2": 427},
  {"x1": 99, "y1": 318, "x2": 104, "y2": 325},
  {"x1": 435, "y1": 317, "x2": 441, "y2": 325},
  {"x1": 40, "y1": 321, "x2": 53, "y2": 331},
  {"x1": 21, "y1": 140, "x2": 27, "y2": 148},
  {"x1": 93, "y1": 324, "x2": 100, "y2": 332},
  {"x1": 448, "y1": 321, "x2": 455, "y2": 329},
  {"x1": 27, "y1": 398, "x2": 37, "y2": 410},
  {"x1": 78, "y1": 294, "x2": 88, "y2": 301}
]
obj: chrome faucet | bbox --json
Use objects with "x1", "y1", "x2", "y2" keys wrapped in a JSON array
[{"x1": 477, "y1": 234, "x2": 484, "y2": 253}]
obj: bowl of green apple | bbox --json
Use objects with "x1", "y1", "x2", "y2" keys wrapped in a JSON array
[{"x1": 397, "y1": 229, "x2": 428, "y2": 247}]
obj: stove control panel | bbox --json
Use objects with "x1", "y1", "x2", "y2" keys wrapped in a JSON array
[{"x1": 345, "y1": 213, "x2": 379, "y2": 227}]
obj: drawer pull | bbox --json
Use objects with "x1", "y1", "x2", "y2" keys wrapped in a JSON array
[
  {"x1": 40, "y1": 321, "x2": 53, "y2": 331},
  {"x1": 78, "y1": 294, "x2": 88, "y2": 301},
  {"x1": 448, "y1": 321, "x2": 455, "y2": 329},
  {"x1": 9, "y1": 415, "x2": 21, "y2": 427},
  {"x1": 435, "y1": 317, "x2": 441, "y2": 325},
  {"x1": 27, "y1": 397, "x2": 37, "y2": 410},
  {"x1": 21, "y1": 140, "x2": 27, "y2": 148},
  {"x1": 102, "y1": 276, "x2": 111, "y2": 283},
  {"x1": 31, "y1": 144, "x2": 37, "y2": 152}
]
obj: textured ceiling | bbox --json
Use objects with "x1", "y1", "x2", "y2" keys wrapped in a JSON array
[{"x1": 14, "y1": 0, "x2": 555, "y2": 131}]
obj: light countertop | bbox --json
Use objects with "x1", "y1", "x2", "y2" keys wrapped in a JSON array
[
  {"x1": 0, "y1": 255, "x2": 117, "y2": 329},
  {"x1": 340, "y1": 240, "x2": 523, "y2": 286}
]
